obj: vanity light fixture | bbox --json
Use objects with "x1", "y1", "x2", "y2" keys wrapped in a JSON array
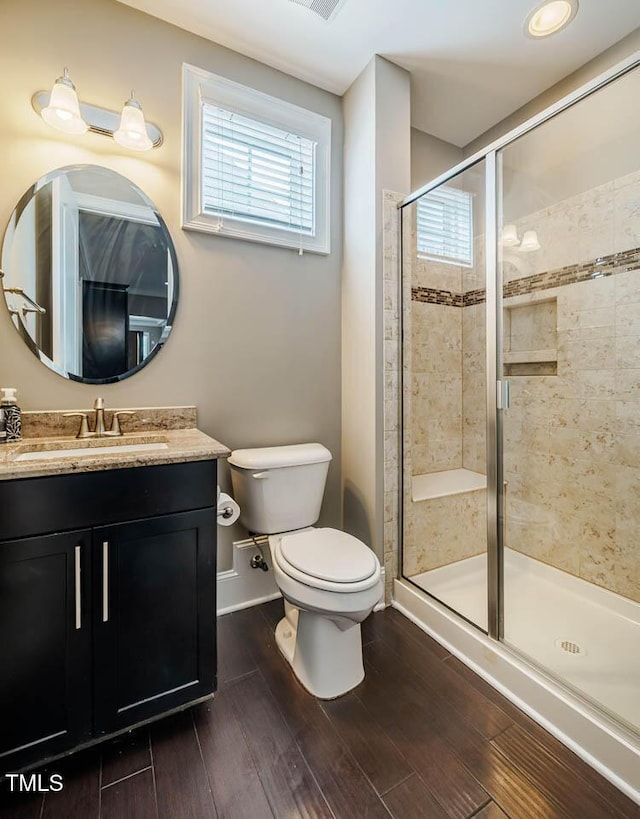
[
  {"x1": 40, "y1": 68, "x2": 88, "y2": 135},
  {"x1": 501, "y1": 224, "x2": 521, "y2": 247},
  {"x1": 33, "y1": 70, "x2": 163, "y2": 151},
  {"x1": 501, "y1": 225, "x2": 541, "y2": 252},
  {"x1": 519, "y1": 230, "x2": 541, "y2": 252},
  {"x1": 525, "y1": 0, "x2": 578, "y2": 39},
  {"x1": 114, "y1": 92, "x2": 153, "y2": 152}
]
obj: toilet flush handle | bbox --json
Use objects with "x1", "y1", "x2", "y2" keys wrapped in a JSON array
[{"x1": 252, "y1": 472, "x2": 269, "y2": 479}]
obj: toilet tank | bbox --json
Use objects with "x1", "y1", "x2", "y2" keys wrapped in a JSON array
[{"x1": 228, "y1": 443, "x2": 332, "y2": 534}]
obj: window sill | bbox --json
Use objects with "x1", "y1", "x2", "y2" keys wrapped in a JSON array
[{"x1": 182, "y1": 212, "x2": 330, "y2": 255}]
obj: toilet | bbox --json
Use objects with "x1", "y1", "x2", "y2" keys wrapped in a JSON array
[{"x1": 228, "y1": 443, "x2": 382, "y2": 699}]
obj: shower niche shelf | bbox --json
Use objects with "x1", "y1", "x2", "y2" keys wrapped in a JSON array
[{"x1": 503, "y1": 296, "x2": 558, "y2": 376}]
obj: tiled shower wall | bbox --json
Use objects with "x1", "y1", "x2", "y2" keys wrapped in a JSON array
[
  {"x1": 382, "y1": 191, "x2": 402, "y2": 604},
  {"x1": 409, "y1": 244, "x2": 487, "y2": 477},
  {"x1": 393, "y1": 168, "x2": 640, "y2": 603},
  {"x1": 501, "y1": 168, "x2": 640, "y2": 603},
  {"x1": 402, "y1": 205, "x2": 488, "y2": 576}
]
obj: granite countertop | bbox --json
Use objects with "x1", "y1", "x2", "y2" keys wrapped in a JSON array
[{"x1": 0, "y1": 406, "x2": 230, "y2": 481}]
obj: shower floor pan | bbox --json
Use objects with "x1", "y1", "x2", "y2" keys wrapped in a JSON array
[{"x1": 409, "y1": 548, "x2": 640, "y2": 732}]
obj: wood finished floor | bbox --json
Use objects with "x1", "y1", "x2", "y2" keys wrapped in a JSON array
[{"x1": 1, "y1": 600, "x2": 638, "y2": 819}]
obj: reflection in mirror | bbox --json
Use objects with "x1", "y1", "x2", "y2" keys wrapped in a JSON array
[{"x1": 1, "y1": 165, "x2": 178, "y2": 383}]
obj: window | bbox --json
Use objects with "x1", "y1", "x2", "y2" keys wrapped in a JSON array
[
  {"x1": 183, "y1": 65, "x2": 331, "y2": 254},
  {"x1": 201, "y1": 106, "x2": 314, "y2": 234},
  {"x1": 416, "y1": 186, "x2": 473, "y2": 267}
]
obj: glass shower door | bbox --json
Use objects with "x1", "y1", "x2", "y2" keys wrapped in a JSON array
[
  {"x1": 497, "y1": 65, "x2": 640, "y2": 733},
  {"x1": 401, "y1": 160, "x2": 490, "y2": 631}
]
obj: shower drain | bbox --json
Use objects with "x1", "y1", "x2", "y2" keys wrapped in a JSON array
[{"x1": 555, "y1": 639, "x2": 586, "y2": 656}]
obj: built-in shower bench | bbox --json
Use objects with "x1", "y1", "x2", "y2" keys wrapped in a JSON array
[{"x1": 411, "y1": 468, "x2": 487, "y2": 502}]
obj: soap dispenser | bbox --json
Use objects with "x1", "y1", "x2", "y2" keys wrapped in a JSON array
[{"x1": 1, "y1": 388, "x2": 21, "y2": 442}]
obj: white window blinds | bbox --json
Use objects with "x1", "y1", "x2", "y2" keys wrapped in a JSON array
[
  {"x1": 202, "y1": 104, "x2": 316, "y2": 235},
  {"x1": 416, "y1": 186, "x2": 473, "y2": 267}
]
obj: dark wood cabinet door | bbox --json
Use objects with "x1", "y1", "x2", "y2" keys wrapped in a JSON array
[
  {"x1": 0, "y1": 530, "x2": 92, "y2": 769},
  {"x1": 93, "y1": 509, "x2": 216, "y2": 733}
]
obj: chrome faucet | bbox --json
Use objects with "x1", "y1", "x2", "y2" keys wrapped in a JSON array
[{"x1": 64, "y1": 398, "x2": 135, "y2": 439}]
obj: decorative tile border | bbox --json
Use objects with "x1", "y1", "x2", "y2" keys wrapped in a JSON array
[
  {"x1": 463, "y1": 288, "x2": 485, "y2": 306},
  {"x1": 411, "y1": 286, "x2": 463, "y2": 307},
  {"x1": 503, "y1": 246, "x2": 640, "y2": 299},
  {"x1": 412, "y1": 246, "x2": 640, "y2": 307}
]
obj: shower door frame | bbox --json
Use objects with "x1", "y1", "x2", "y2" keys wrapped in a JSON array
[{"x1": 399, "y1": 49, "x2": 640, "y2": 641}]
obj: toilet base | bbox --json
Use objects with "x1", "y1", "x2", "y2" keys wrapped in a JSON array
[{"x1": 275, "y1": 606, "x2": 365, "y2": 699}]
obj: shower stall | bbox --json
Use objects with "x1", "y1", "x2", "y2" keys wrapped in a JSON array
[{"x1": 397, "y1": 53, "x2": 640, "y2": 793}]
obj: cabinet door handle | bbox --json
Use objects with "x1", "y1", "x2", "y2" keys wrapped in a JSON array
[
  {"x1": 102, "y1": 541, "x2": 109, "y2": 623},
  {"x1": 74, "y1": 545, "x2": 82, "y2": 630}
]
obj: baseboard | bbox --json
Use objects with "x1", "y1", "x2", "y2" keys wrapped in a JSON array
[
  {"x1": 217, "y1": 536, "x2": 280, "y2": 615},
  {"x1": 217, "y1": 590, "x2": 282, "y2": 616},
  {"x1": 217, "y1": 540, "x2": 386, "y2": 615}
]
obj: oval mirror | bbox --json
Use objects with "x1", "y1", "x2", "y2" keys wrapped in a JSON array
[{"x1": 1, "y1": 165, "x2": 178, "y2": 383}]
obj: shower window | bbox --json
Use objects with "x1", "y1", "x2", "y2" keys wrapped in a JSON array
[{"x1": 416, "y1": 186, "x2": 473, "y2": 266}]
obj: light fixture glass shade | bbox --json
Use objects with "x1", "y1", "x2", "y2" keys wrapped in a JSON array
[
  {"x1": 41, "y1": 69, "x2": 88, "y2": 135},
  {"x1": 526, "y1": 1, "x2": 576, "y2": 38},
  {"x1": 114, "y1": 93, "x2": 153, "y2": 151},
  {"x1": 501, "y1": 224, "x2": 521, "y2": 247},
  {"x1": 519, "y1": 230, "x2": 541, "y2": 252}
]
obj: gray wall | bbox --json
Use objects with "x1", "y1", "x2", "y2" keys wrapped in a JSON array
[
  {"x1": 342, "y1": 56, "x2": 410, "y2": 561},
  {"x1": 411, "y1": 127, "x2": 463, "y2": 191},
  {"x1": 0, "y1": 0, "x2": 344, "y2": 571},
  {"x1": 342, "y1": 59, "x2": 377, "y2": 552}
]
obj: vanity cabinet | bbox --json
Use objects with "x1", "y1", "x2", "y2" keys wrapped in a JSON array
[
  {"x1": 0, "y1": 530, "x2": 93, "y2": 764},
  {"x1": 0, "y1": 460, "x2": 217, "y2": 772},
  {"x1": 93, "y1": 509, "x2": 215, "y2": 734}
]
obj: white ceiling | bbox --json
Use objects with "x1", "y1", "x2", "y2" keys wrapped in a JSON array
[{"x1": 116, "y1": 0, "x2": 640, "y2": 147}]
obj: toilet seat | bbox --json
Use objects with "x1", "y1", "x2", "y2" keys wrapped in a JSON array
[{"x1": 272, "y1": 528, "x2": 380, "y2": 594}]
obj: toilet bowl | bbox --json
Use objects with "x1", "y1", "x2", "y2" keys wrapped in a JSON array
[
  {"x1": 268, "y1": 528, "x2": 382, "y2": 698},
  {"x1": 228, "y1": 443, "x2": 382, "y2": 699}
]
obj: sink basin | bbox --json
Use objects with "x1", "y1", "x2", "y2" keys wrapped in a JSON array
[{"x1": 13, "y1": 436, "x2": 169, "y2": 462}]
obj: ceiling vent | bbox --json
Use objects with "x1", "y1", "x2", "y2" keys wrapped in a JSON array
[{"x1": 289, "y1": 0, "x2": 348, "y2": 22}]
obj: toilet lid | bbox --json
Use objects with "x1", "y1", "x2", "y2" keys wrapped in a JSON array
[{"x1": 279, "y1": 528, "x2": 377, "y2": 584}]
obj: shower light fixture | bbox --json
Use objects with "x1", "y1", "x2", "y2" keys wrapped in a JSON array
[
  {"x1": 526, "y1": 0, "x2": 578, "y2": 38},
  {"x1": 33, "y1": 69, "x2": 162, "y2": 151}
]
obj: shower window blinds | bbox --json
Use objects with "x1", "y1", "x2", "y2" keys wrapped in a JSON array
[
  {"x1": 202, "y1": 104, "x2": 316, "y2": 235},
  {"x1": 417, "y1": 186, "x2": 473, "y2": 267},
  {"x1": 182, "y1": 65, "x2": 331, "y2": 253}
]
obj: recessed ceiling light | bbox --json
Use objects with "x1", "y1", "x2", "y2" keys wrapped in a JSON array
[{"x1": 525, "y1": 0, "x2": 578, "y2": 38}]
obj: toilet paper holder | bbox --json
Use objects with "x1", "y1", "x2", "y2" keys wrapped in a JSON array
[{"x1": 216, "y1": 489, "x2": 240, "y2": 526}]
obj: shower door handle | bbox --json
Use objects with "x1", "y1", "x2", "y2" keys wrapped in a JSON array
[{"x1": 496, "y1": 380, "x2": 510, "y2": 410}]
